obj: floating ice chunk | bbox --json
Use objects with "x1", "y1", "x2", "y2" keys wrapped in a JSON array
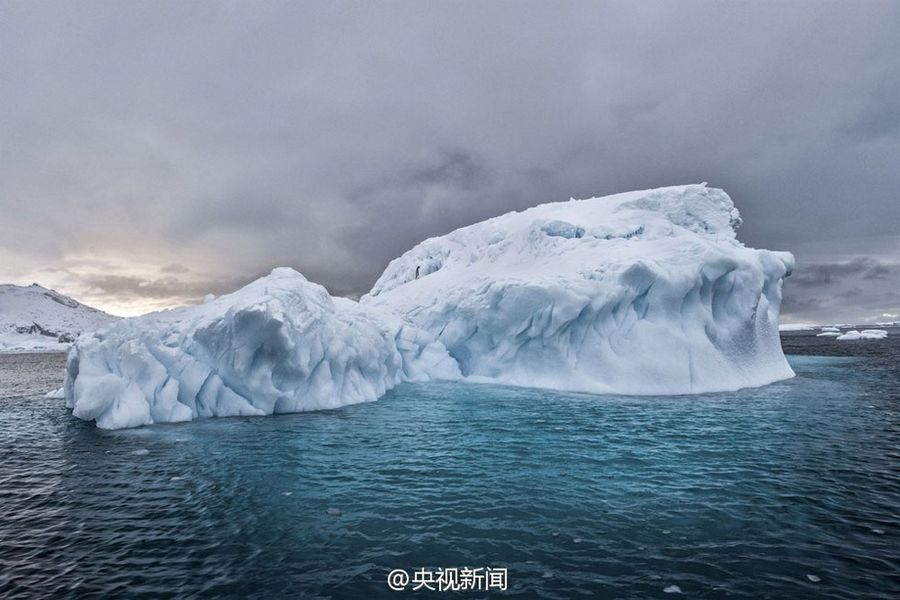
[
  {"x1": 836, "y1": 329, "x2": 888, "y2": 341},
  {"x1": 664, "y1": 585, "x2": 683, "y2": 594},
  {"x1": 816, "y1": 332, "x2": 841, "y2": 337},
  {"x1": 44, "y1": 387, "x2": 65, "y2": 399},
  {"x1": 779, "y1": 323, "x2": 817, "y2": 332},
  {"x1": 806, "y1": 574, "x2": 821, "y2": 583},
  {"x1": 819, "y1": 326, "x2": 840, "y2": 332}
]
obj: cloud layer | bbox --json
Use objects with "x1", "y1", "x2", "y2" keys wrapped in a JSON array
[{"x1": 1, "y1": 1, "x2": 899, "y2": 319}]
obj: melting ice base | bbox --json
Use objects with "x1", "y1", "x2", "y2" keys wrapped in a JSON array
[{"x1": 65, "y1": 184, "x2": 795, "y2": 429}]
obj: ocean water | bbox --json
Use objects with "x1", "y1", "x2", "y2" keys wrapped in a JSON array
[{"x1": 1, "y1": 335, "x2": 898, "y2": 599}]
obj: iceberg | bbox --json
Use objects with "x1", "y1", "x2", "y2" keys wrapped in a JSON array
[
  {"x1": 63, "y1": 269, "x2": 460, "y2": 429},
  {"x1": 363, "y1": 184, "x2": 795, "y2": 395},
  {"x1": 778, "y1": 323, "x2": 817, "y2": 332},
  {"x1": 64, "y1": 184, "x2": 796, "y2": 429},
  {"x1": 835, "y1": 329, "x2": 888, "y2": 341}
]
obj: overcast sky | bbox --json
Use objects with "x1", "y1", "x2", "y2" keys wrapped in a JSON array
[{"x1": 1, "y1": 1, "x2": 898, "y2": 321}]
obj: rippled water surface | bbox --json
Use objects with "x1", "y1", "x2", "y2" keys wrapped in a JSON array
[{"x1": 1, "y1": 336, "x2": 899, "y2": 599}]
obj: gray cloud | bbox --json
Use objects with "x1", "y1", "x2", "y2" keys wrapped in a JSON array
[
  {"x1": 782, "y1": 256, "x2": 900, "y2": 323},
  {"x1": 1, "y1": 1, "x2": 899, "y2": 319},
  {"x1": 790, "y1": 257, "x2": 898, "y2": 287}
]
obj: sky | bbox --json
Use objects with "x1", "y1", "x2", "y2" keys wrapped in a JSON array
[{"x1": 1, "y1": 1, "x2": 899, "y2": 321}]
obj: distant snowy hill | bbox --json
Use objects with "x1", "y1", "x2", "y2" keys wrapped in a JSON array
[{"x1": 0, "y1": 283, "x2": 118, "y2": 353}]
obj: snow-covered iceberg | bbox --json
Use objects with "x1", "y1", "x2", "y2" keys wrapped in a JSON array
[
  {"x1": 363, "y1": 184, "x2": 795, "y2": 395},
  {"x1": 778, "y1": 323, "x2": 817, "y2": 332},
  {"x1": 64, "y1": 184, "x2": 796, "y2": 429},
  {"x1": 836, "y1": 329, "x2": 888, "y2": 341},
  {"x1": 64, "y1": 269, "x2": 460, "y2": 429}
]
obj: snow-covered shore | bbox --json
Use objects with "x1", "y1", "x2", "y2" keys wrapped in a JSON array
[{"x1": 0, "y1": 284, "x2": 117, "y2": 353}]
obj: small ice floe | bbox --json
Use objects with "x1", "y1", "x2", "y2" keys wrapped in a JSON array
[
  {"x1": 836, "y1": 329, "x2": 888, "y2": 341},
  {"x1": 779, "y1": 324, "x2": 817, "y2": 332},
  {"x1": 130, "y1": 448, "x2": 149, "y2": 456},
  {"x1": 326, "y1": 507, "x2": 342, "y2": 517},
  {"x1": 663, "y1": 584, "x2": 682, "y2": 594},
  {"x1": 820, "y1": 326, "x2": 841, "y2": 332},
  {"x1": 573, "y1": 538, "x2": 583, "y2": 543},
  {"x1": 44, "y1": 387, "x2": 65, "y2": 399},
  {"x1": 872, "y1": 528, "x2": 885, "y2": 535},
  {"x1": 816, "y1": 332, "x2": 841, "y2": 337},
  {"x1": 170, "y1": 476, "x2": 183, "y2": 481},
  {"x1": 542, "y1": 571, "x2": 553, "y2": 579},
  {"x1": 551, "y1": 531, "x2": 560, "y2": 537},
  {"x1": 806, "y1": 574, "x2": 821, "y2": 583},
  {"x1": 282, "y1": 491, "x2": 293, "y2": 496},
  {"x1": 662, "y1": 529, "x2": 671, "y2": 535}
]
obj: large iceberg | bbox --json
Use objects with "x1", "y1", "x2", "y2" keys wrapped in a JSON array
[
  {"x1": 64, "y1": 269, "x2": 460, "y2": 429},
  {"x1": 64, "y1": 184, "x2": 795, "y2": 429},
  {"x1": 362, "y1": 184, "x2": 795, "y2": 395}
]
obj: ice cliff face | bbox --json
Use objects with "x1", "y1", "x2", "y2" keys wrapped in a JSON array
[
  {"x1": 65, "y1": 184, "x2": 795, "y2": 429},
  {"x1": 64, "y1": 269, "x2": 460, "y2": 429},
  {"x1": 363, "y1": 184, "x2": 794, "y2": 395}
]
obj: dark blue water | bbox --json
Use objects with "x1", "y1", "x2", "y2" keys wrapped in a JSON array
[{"x1": 1, "y1": 336, "x2": 898, "y2": 599}]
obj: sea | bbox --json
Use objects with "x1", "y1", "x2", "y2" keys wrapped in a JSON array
[{"x1": 1, "y1": 329, "x2": 898, "y2": 599}]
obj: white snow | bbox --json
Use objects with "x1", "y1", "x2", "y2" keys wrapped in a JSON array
[
  {"x1": 779, "y1": 323, "x2": 817, "y2": 332},
  {"x1": 816, "y1": 332, "x2": 841, "y2": 337},
  {"x1": 0, "y1": 283, "x2": 117, "y2": 353},
  {"x1": 364, "y1": 184, "x2": 795, "y2": 395},
  {"x1": 664, "y1": 585, "x2": 683, "y2": 594},
  {"x1": 64, "y1": 184, "x2": 796, "y2": 429},
  {"x1": 819, "y1": 326, "x2": 841, "y2": 332},
  {"x1": 836, "y1": 329, "x2": 888, "y2": 341},
  {"x1": 63, "y1": 268, "x2": 460, "y2": 429}
]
